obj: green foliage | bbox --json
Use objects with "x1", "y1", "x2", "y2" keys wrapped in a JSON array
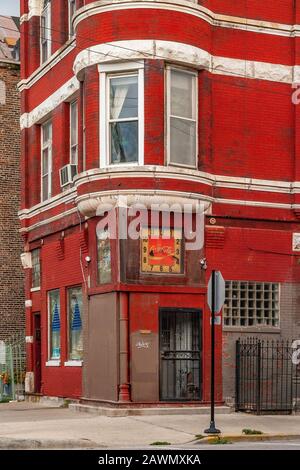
[
  {"x1": 209, "y1": 436, "x2": 232, "y2": 445},
  {"x1": 242, "y1": 428, "x2": 263, "y2": 435},
  {"x1": 150, "y1": 441, "x2": 171, "y2": 446}
]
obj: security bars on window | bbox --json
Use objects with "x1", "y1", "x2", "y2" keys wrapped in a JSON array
[{"x1": 223, "y1": 281, "x2": 279, "y2": 327}]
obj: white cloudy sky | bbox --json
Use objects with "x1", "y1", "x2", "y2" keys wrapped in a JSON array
[{"x1": 0, "y1": 1, "x2": 20, "y2": 17}]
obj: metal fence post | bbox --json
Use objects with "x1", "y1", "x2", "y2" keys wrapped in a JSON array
[
  {"x1": 256, "y1": 341, "x2": 261, "y2": 415},
  {"x1": 235, "y1": 339, "x2": 240, "y2": 411}
]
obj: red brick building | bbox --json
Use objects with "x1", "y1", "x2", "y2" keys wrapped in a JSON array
[
  {"x1": 20, "y1": 0, "x2": 300, "y2": 405},
  {"x1": 0, "y1": 15, "x2": 24, "y2": 340}
]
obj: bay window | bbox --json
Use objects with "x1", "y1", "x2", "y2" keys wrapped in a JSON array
[
  {"x1": 68, "y1": 286, "x2": 83, "y2": 361},
  {"x1": 100, "y1": 63, "x2": 144, "y2": 167},
  {"x1": 48, "y1": 289, "x2": 60, "y2": 361},
  {"x1": 41, "y1": 0, "x2": 51, "y2": 63},
  {"x1": 41, "y1": 120, "x2": 52, "y2": 202},
  {"x1": 167, "y1": 68, "x2": 198, "y2": 168}
]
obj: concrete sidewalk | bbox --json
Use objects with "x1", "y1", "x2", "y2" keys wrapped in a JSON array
[{"x1": 0, "y1": 402, "x2": 299, "y2": 449}]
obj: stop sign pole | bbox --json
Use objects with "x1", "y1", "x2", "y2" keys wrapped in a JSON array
[{"x1": 204, "y1": 270, "x2": 225, "y2": 435}]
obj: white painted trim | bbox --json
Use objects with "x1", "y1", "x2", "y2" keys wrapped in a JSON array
[
  {"x1": 20, "y1": 207, "x2": 78, "y2": 233},
  {"x1": 19, "y1": 187, "x2": 76, "y2": 220},
  {"x1": 73, "y1": 0, "x2": 300, "y2": 38},
  {"x1": 75, "y1": 188, "x2": 295, "y2": 213},
  {"x1": 64, "y1": 360, "x2": 83, "y2": 367},
  {"x1": 45, "y1": 360, "x2": 61, "y2": 367},
  {"x1": 74, "y1": 166, "x2": 298, "y2": 194},
  {"x1": 18, "y1": 40, "x2": 76, "y2": 92},
  {"x1": 73, "y1": 40, "x2": 298, "y2": 85},
  {"x1": 21, "y1": 77, "x2": 80, "y2": 129},
  {"x1": 31, "y1": 287, "x2": 41, "y2": 293}
]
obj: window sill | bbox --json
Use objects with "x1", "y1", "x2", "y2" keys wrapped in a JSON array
[
  {"x1": 223, "y1": 326, "x2": 281, "y2": 334},
  {"x1": 45, "y1": 360, "x2": 61, "y2": 367},
  {"x1": 30, "y1": 287, "x2": 41, "y2": 292},
  {"x1": 64, "y1": 360, "x2": 83, "y2": 367}
]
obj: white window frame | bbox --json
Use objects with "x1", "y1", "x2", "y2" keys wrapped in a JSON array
[
  {"x1": 70, "y1": 100, "x2": 78, "y2": 165},
  {"x1": 47, "y1": 289, "x2": 61, "y2": 364},
  {"x1": 40, "y1": 1, "x2": 51, "y2": 64},
  {"x1": 68, "y1": 0, "x2": 76, "y2": 38},
  {"x1": 41, "y1": 120, "x2": 52, "y2": 202},
  {"x1": 166, "y1": 66, "x2": 198, "y2": 169},
  {"x1": 99, "y1": 62, "x2": 144, "y2": 168}
]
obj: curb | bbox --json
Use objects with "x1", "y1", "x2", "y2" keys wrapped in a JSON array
[
  {"x1": 0, "y1": 438, "x2": 103, "y2": 450},
  {"x1": 195, "y1": 434, "x2": 300, "y2": 444}
]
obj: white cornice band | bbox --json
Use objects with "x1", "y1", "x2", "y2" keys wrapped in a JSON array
[
  {"x1": 19, "y1": 166, "x2": 300, "y2": 226},
  {"x1": 24, "y1": 0, "x2": 300, "y2": 38},
  {"x1": 73, "y1": 40, "x2": 298, "y2": 84},
  {"x1": 20, "y1": 77, "x2": 80, "y2": 129}
]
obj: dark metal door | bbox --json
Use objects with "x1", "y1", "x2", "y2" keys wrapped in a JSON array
[
  {"x1": 34, "y1": 314, "x2": 42, "y2": 393},
  {"x1": 160, "y1": 308, "x2": 202, "y2": 401}
]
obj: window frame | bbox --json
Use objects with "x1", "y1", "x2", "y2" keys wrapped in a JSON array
[
  {"x1": 47, "y1": 289, "x2": 61, "y2": 363},
  {"x1": 70, "y1": 100, "x2": 78, "y2": 165},
  {"x1": 166, "y1": 66, "x2": 198, "y2": 169},
  {"x1": 66, "y1": 285, "x2": 83, "y2": 363},
  {"x1": 40, "y1": 1, "x2": 51, "y2": 64},
  {"x1": 68, "y1": 0, "x2": 76, "y2": 38},
  {"x1": 31, "y1": 248, "x2": 41, "y2": 290},
  {"x1": 41, "y1": 120, "x2": 52, "y2": 202},
  {"x1": 99, "y1": 62, "x2": 144, "y2": 168}
]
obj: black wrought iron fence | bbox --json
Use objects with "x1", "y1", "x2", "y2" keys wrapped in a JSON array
[{"x1": 236, "y1": 338, "x2": 300, "y2": 414}]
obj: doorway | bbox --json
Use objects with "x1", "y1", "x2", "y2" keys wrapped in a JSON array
[
  {"x1": 159, "y1": 308, "x2": 202, "y2": 401},
  {"x1": 33, "y1": 313, "x2": 41, "y2": 393}
]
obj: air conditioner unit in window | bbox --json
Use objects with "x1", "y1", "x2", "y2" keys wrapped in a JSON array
[{"x1": 59, "y1": 164, "x2": 77, "y2": 188}]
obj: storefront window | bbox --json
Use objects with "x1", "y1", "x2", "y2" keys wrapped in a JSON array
[
  {"x1": 48, "y1": 289, "x2": 60, "y2": 360},
  {"x1": 68, "y1": 286, "x2": 83, "y2": 361},
  {"x1": 97, "y1": 228, "x2": 112, "y2": 284}
]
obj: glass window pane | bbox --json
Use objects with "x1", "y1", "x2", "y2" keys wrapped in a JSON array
[
  {"x1": 42, "y1": 175, "x2": 49, "y2": 201},
  {"x1": 110, "y1": 121, "x2": 138, "y2": 163},
  {"x1": 42, "y1": 148, "x2": 48, "y2": 174},
  {"x1": 110, "y1": 75, "x2": 138, "y2": 120},
  {"x1": 97, "y1": 229, "x2": 112, "y2": 284},
  {"x1": 31, "y1": 249, "x2": 41, "y2": 288},
  {"x1": 171, "y1": 70, "x2": 195, "y2": 119},
  {"x1": 170, "y1": 117, "x2": 196, "y2": 166},
  {"x1": 70, "y1": 102, "x2": 77, "y2": 146},
  {"x1": 68, "y1": 287, "x2": 83, "y2": 361},
  {"x1": 49, "y1": 290, "x2": 60, "y2": 360}
]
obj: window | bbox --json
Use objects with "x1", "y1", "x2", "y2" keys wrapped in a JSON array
[
  {"x1": 223, "y1": 281, "x2": 280, "y2": 328},
  {"x1": 68, "y1": 286, "x2": 83, "y2": 361},
  {"x1": 48, "y1": 289, "x2": 60, "y2": 360},
  {"x1": 100, "y1": 64, "x2": 144, "y2": 167},
  {"x1": 97, "y1": 228, "x2": 112, "y2": 284},
  {"x1": 41, "y1": 0, "x2": 51, "y2": 63},
  {"x1": 70, "y1": 100, "x2": 78, "y2": 165},
  {"x1": 167, "y1": 68, "x2": 197, "y2": 168},
  {"x1": 31, "y1": 249, "x2": 41, "y2": 289},
  {"x1": 41, "y1": 121, "x2": 52, "y2": 202},
  {"x1": 68, "y1": 0, "x2": 76, "y2": 37}
]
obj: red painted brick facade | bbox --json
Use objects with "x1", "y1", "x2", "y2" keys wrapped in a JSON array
[{"x1": 20, "y1": 1, "x2": 300, "y2": 403}]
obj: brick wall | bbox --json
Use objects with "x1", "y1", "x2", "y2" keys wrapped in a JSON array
[{"x1": 0, "y1": 63, "x2": 24, "y2": 340}]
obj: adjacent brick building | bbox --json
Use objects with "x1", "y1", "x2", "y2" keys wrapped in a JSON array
[
  {"x1": 0, "y1": 15, "x2": 24, "y2": 340},
  {"x1": 20, "y1": 0, "x2": 300, "y2": 406}
]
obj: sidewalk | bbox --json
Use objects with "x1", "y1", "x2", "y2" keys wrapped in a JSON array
[{"x1": 0, "y1": 402, "x2": 299, "y2": 449}]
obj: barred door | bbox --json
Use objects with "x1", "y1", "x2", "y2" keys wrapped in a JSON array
[{"x1": 160, "y1": 308, "x2": 202, "y2": 401}]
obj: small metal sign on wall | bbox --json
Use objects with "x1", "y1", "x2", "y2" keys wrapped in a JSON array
[{"x1": 0, "y1": 341, "x2": 5, "y2": 364}]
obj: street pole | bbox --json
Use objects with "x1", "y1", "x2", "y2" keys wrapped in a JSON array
[{"x1": 205, "y1": 270, "x2": 220, "y2": 434}]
